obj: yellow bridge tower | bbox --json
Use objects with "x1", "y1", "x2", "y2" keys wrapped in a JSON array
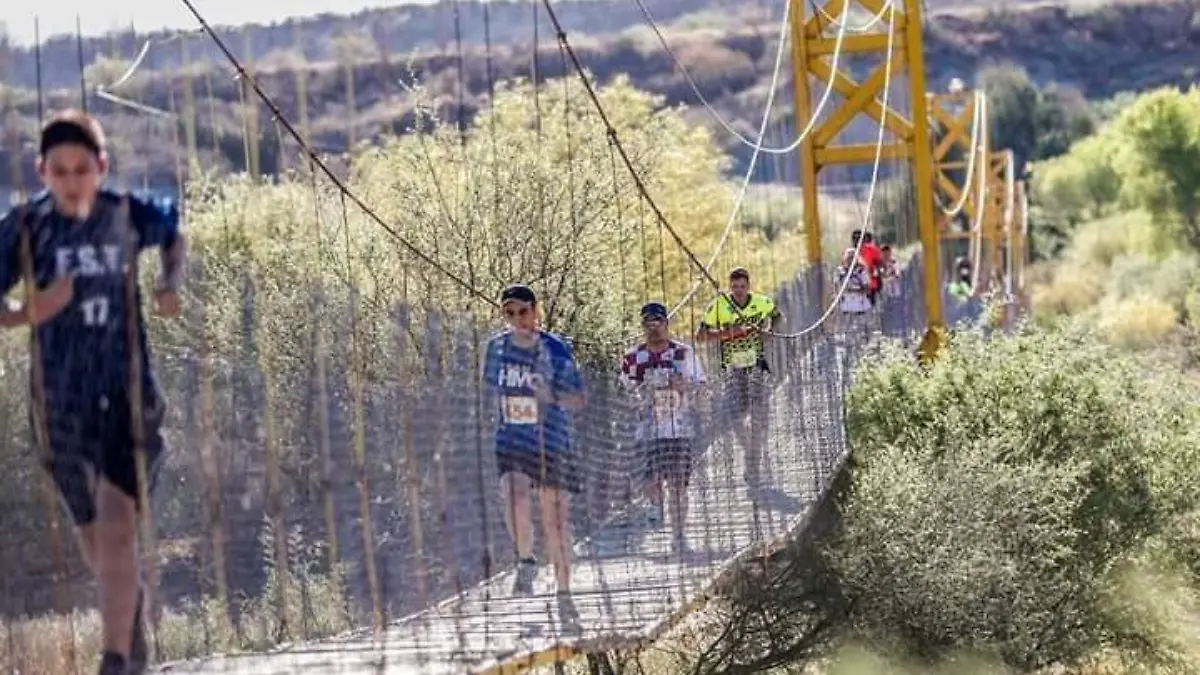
[{"x1": 790, "y1": 0, "x2": 945, "y2": 356}]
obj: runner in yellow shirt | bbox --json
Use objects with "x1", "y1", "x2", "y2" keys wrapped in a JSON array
[{"x1": 695, "y1": 267, "x2": 781, "y2": 490}]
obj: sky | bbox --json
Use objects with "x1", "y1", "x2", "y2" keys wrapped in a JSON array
[{"x1": 1, "y1": 0, "x2": 433, "y2": 45}]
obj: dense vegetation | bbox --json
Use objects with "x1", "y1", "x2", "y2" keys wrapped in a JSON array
[{"x1": 1031, "y1": 85, "x2": 1200, "y2": 361}]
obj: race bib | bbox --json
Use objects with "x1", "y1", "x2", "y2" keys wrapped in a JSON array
[
  {"x1": 503, "y1": 396, "x2": 539, "y2": 425},
  {"x1": 729, "y1": 347, "x2": 758, "y2": 369},
  {"x1": 651, "y1": 389, "x2": 682, "y2": 425}
]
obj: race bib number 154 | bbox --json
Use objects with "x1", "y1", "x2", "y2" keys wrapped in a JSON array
[{"x1": 503, "y1": 396, "x2": 539, "y2": 425}]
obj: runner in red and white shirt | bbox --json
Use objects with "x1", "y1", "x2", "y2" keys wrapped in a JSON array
[{"x1": 620, "y1": 302, "x2": 707, "y2": 553}]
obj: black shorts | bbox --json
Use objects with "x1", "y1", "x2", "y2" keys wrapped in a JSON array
[
  {"x1": 495, "y1": 447, "x2": 580, "y2": 493},
  {"x1": 36, "y1": 392, "x2": 167, "y2": 526},
  {"x1": 642, "y1": 438, "x2": 693, "y2": 484},
  {"x1": 720, "y1": 366, "x2": 771, "y2": 421}
]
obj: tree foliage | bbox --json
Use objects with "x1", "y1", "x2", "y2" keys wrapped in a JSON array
[
  {"x1": 1116, "y1": 88, "x2": 1200, "y2": 250},
  {"x1": 835, "y1": 328, "x2": 1200, "y2": 668},
  {"x1": 1032, "y1": 87, "x2": 1200, "y2": 257},
  {"x1": 977, "y1": 63, "x2": 1095, "y2": 175},
  {"x1": 183, "y1": 74, "x2": 802, "y2": 364}
]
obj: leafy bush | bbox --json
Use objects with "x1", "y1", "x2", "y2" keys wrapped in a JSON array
[{"x1": 835, "y1": 328, "x2": 1200, "y2": 668}]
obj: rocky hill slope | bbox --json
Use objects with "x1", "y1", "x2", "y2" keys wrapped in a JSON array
[{"x1": 0, "y1": 0, "x2": 1194, "y2": 191}]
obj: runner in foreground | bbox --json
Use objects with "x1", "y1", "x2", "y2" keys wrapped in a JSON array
[
  {"x1": 483, "y1": 284, "x2": 585, "y2": 597},
  {"x1": 620, "y1": 302, "x2": 707, "y2": 553},
  {"x1": 695, "y1": 268, "x2": 780, "y2": 491},
  {"x1": 0, "y1": 111, "x2": 186, "y2": 675}
]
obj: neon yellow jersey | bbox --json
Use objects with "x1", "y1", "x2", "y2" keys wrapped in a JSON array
[{"x1": 700, "y1": 293, "x2": 779, "y2": 369}]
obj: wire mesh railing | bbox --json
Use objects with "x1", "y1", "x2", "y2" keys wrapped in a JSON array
[{"x1": 0, "y1": 245, "x2": 929, "y2": 673}]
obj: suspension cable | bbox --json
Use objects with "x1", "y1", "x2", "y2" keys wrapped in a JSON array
[
  {"x1": 663, "y1": 0, "x2": 795, "y2": 319},
  {"x1": 813, "y1": 0, "x2": 892, "y2": 32},
  {"x1": 938, "y1": 89, "x2": 983, "y2": 217},
  {"x1": 75, "y1": 16, "x2": 88, "y2": 113},
  {"x1": 542, "y1": 0, "x2": 762, "y2": 330},
  {"x1": 765, "y1": 0, "x2": 898, "y2": 339},
  {"x1": 631, "y1": 0, "x2": 883, "y2": 155},
  {"x1": 968, "y1": 96, "x2": 989, "y2": 293},
  {"x1": 177, "y1": 0, "x2": 499, "y2": 309}
]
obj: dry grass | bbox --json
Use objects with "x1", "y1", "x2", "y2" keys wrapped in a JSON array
[
  {"x1": 0, "y1": 564, "x2": 351, "y2": 673},
  {"x1": 1032, "y1": 266, "x2": 1105, "y2": 321},
  {"x1": 1095, "y1": 294, "x2": 1178, "y2": 350}
]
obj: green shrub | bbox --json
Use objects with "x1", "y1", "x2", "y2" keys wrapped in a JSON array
[{"x1": 836, "y1": 328, "x2": 1200, "y2": 668}]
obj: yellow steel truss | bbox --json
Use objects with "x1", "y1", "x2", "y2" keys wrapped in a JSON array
[{"x1": 790, "y1": 0, "x2": 944, "y2": 356}]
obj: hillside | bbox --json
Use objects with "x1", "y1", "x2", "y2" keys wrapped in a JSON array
[{"x1": 0, "y1": 0, "x2": 1196, "y2": 192}]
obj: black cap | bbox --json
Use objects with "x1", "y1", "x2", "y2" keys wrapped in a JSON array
[
  {"x1": 640, "y1": 302, "x2": 668, "y2": 320},
  {"x1": 500, "y1": 284, "x2": 537, "y2": 306}
]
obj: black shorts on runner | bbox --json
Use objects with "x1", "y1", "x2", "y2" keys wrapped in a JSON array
[
  {"x1": 720, "y1": 366, "x2": 770, "y2": 421},
  {"x1": 495, "y1": 447, "x2": 581, "y2": 493},
  {"x1": 38, "y1": 392, "x2": 167, "y2": 526},
  {"x1": 642, "y1": 438, "x2": 693, "y2": 485}
]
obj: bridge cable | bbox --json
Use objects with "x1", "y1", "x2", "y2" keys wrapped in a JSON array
[
  {"x1": 813, "y1": 0, "x2": 892, "y2": 32},
  {"x1": 660, "y1": 0, "x2": 796, "y2": 321},
  {"x1": 176, "y1": 0, "x2": 500, "y2": 309},
  {"x1": 478, "y1": 0, "x2": 499, "y2": 648},
  {"x1": 761, "y1": 0, "x2": 898, "y2": 339},
  {"x1": 14, "y1": 24, "x2": 78, "y2": 673},
  {"x1": 968, "y1": 95, "x2": 989, "y2": 293},
  {"x1": 630, "y1": 0, "x2": 889, "y2": 155},
  {"x1": 937, "y1": 89, "x2": 983, "y2": 218}
]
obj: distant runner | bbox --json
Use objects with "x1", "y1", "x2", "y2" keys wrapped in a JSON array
[
  {"x1": 620, "y1": 302, "x2": 707, "y2": 553},
  {"x1": 879, "y1": 244, "x2": 902, "y2": 300},
  {"x1": 858, "y1": 230, "x2": 883, "y2": 306},
  {"x1": 483, "y1": 284, "x2": 585, "y2": 599},
  {"x1": 837, "y1": 245, "x2": 874, "y2": 343},
  {"x1": 948, "y1": 256, "x2": 973, "y2": 301},
  {"x1": 696, "y1": 267, "x2": 780, "y2": 491}
]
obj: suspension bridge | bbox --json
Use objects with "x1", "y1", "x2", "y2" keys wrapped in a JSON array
[{"x1": 0, "y1": 0, "x2": 1025, "y2": 673}]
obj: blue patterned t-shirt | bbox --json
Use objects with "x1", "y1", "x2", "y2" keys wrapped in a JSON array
[{"x1": 482, "y1": 329, "x2": 583, "y2": 453}]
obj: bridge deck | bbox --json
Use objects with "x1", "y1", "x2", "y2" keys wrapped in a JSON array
[{"x1": 158, "y1": 339, "x2": 851, "y2": 674}]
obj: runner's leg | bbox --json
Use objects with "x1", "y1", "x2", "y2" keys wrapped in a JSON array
[
  {"x1": 667, "y1": 441, "x2": 690, "y2": 539},
  {"x1": 499, "y1": 470, "x2": 535, "y2": 560},
  {"x1": 94, "y1": 476, "x2": 140, "y2": 660},
  {"x1": 748, "y1": 377, "x2": 770, "y2": 487},
  {"x1": 642, "y1": 441, "x2": 663, "y2": 509},
  {"x1": 539, "y1": 485, "x2": 572, "y2": 592}
]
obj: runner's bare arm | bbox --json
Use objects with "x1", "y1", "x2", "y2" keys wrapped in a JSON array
[
  {"x1": 0, "y1": 276, "x2": 75, "y2": 328},
  {"x1": 157, "y1": 233, "x2": 188, "y2": 292},
  {"x1": 152, "y1": 233, "x2": 188, "y2": 318}
]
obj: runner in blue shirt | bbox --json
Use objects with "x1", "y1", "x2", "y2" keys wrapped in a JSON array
[
  {"x1": 0, "y1": 111, "x2": 186, "y2": 675},
  {"x1": 483, "y1": 284, "x2": 585, "y2": 597}
]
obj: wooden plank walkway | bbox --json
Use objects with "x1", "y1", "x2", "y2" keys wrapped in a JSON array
[{"x1": 158, "y1": 337, "x2": 853, "y2": 674}]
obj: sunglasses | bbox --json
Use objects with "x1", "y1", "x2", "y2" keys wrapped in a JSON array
[{"x1": 642, "y1": 316, "x2": 666, "y2": 326}]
